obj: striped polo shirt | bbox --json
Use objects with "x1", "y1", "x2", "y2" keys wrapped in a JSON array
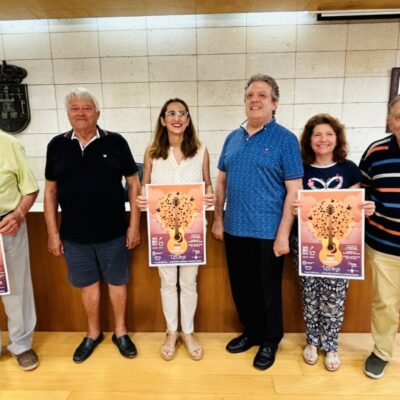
[{"x1": 359, "y1": 134, "x2": 400, "y2": 256}]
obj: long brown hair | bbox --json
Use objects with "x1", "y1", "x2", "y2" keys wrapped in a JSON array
[
  {"x1": 300, "y1": 113, "x2": 348, "y2": 165},
  {"x1": 149, "y1": 98, "x2": 200, "y2": 160}
]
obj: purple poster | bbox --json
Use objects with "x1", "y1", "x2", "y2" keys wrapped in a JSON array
[
  {"x1": 146, "y1": 183, "x2": 206, "y2": 267},
  {"x1": 298, "y1": 189, "x2": 365, "y2": 280},
  {"x1": 0, "y1": 234, "x2": 10, "y2": 295}
]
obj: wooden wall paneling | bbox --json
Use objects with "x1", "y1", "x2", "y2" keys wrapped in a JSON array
[
  {"x1": 196, "y1": 224, "x2": 241, "y2": 332},
  {"x1": 0, "y1": 212, "x2": 375, "y2": 333},
  {"x1": 126, "y1": 214, "x2": 165, "y2": 332}
]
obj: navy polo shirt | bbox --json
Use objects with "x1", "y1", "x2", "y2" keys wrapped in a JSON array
[
  {"x1": 45, "y1": 127, "x2": 138, "y2": 243},
  {"x1": 218, "y1": 118, "x2": 303, "y2": 239}
]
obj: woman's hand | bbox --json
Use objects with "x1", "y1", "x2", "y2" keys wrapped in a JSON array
[
  {"x1": 291, "y1": 200, "x2": 300, "y2": 216},
  {"x1": 136, "y1": 194, "x2": 149, "y2": 210},
  {"x1": 360, "y1": 200, "x2": 375, "y2": 217},
  {"x1": 203, "y1": 193, "x2": 216, "y2": 208}
]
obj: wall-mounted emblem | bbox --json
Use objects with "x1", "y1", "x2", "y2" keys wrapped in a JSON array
[{"x1": 0, "y1": 60, "x2": 30, "y2": 134}]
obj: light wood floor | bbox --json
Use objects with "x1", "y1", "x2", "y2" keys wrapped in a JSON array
[{"x1": 1, "y1": 332, "x2": 400, "y2": 400}]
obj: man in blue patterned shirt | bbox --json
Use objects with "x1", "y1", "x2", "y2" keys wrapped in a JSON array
[{"x1": 212, "y1": 74, "x2": 303, "y2": 370}]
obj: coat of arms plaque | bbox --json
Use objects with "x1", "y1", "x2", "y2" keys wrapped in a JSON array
[{"x1": 0, "y1": 60, "x2": 30, "y2": 134}]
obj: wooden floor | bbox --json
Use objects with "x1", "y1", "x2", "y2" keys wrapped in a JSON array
[{"x1": 1, "y1": 332, "x2": 400, "y2": 400}]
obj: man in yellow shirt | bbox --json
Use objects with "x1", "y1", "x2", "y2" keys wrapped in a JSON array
[{"x1": 0, "y1": 131, "x2": 39, "y2": 371}]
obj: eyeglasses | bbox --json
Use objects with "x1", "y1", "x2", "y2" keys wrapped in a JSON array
[{"x1": 165, "y1": 110, "x2": 189, "y2": 118}]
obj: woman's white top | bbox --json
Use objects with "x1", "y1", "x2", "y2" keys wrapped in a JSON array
[{"x1": 151, "y1": 143, "x2": 205, "y2": 184}]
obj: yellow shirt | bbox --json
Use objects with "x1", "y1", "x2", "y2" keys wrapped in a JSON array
[{"x1": 0, "y1": 132, "x2": 39, "y2": 215}]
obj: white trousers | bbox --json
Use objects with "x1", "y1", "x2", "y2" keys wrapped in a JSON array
[
  {"x1": 367, "y1": 245, "x2": 400, "y2": 361},
  {"x1": 158, "y1": 265, "x2": 198, "y2": 334},
  {"x1": 1, "y1": 220, "x2": 36, "y2": 355}
]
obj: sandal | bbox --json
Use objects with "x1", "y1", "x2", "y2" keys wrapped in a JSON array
[
  {"x1": 303, "y1": 344, "x2": 318, "y2": 365},
  {"x1": 325, "y1": 352, "x2": 341, "y2": 372},
  {"x1": 182, "y1": 333, "x2": 203, "y2": 361},
  {"x1": 160, "y1": 332, "x2": 179, "y2": 361}
]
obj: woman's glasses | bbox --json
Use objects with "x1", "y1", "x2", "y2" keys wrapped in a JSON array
[{"x1": 165, "y1": 110, "x2": 189, "y2": 118}]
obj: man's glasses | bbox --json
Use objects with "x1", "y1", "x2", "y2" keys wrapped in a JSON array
[{"x1": 165, "y1": 110, "x2": 189, "y2": 118}]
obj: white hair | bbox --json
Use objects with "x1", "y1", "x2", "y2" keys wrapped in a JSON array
[{"x1": 65, "y1": 87, "x2": 100, "y2": 112}]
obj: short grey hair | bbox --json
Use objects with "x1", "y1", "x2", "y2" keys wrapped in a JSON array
[
  {"x1": 245, "y1": 73, "x2": 280, "y2": 102},
  {"x1": 388, "y1": 95, "x2": 400, "y2": 116},
  {"x1": 65, "y1": 87, "x2": 100, "y2": 112}
]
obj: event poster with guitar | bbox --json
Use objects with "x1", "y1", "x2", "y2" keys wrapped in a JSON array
[
  {"x1": 298, "y1": 189, "x2": 364, "y2": 279},
  {"x1": 146, "y1": 183, "x2": 206, "y2": 267},
  {"x1": 0, "y1": 234, "x2": 10, "y2": 295}
]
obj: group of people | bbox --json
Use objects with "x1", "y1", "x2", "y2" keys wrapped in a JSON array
[{"x1": 0, "y1": 74, "x2": 399, "y2": 380}]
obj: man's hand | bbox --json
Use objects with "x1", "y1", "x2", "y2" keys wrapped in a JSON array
[
  {"x1": 273, "y1": 233, "x2": 290, "y2": 257},
  {"x1": 126, "y1": 226, "x2": 140, "y2": 250},
  {"x1": 211, "y1": 219, "x2": 224, "y2": 241},
  {"x1": 48, "y1": 232, "x2": 64, "y2": 256},
  {"x1": 0, "y1": 210, "x2": 24, "y2": 235}
]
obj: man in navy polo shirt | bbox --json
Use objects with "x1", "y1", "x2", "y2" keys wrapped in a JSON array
[
  {"x1": 212, "y1": 74, "x2": 303, "y2": 370},
  {"x1": 44, "y1": 88, "x2": 141, "y2": 363}
]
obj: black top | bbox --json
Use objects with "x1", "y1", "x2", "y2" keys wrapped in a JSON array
[
  {"x1": 302, "y1": 159, "x2": 362, "y2": 190},
  {"x1": 45, "y1": 127, "x2": 138, "y2": 243},
  {"x1": 292, "y1": 160, "x2": 363, "y2": 236}
]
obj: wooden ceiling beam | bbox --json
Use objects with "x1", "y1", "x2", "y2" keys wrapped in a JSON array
[{"x1": 0, "y1": 0, "x2": 398, "y2": 20}]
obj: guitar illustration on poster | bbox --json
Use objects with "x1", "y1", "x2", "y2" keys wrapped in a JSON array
[
  {"x1": 166, "y1": 196, "x2": 189, "y2": 256},
  {"x1": 318, "y1": 203, "x2": 343, "y2": 267},
  {"x1": 298, "y1": 189, "x2": 365, "y2": 280}
]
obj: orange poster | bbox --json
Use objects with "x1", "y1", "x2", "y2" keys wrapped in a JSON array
[
  {"x1": 146, "y1": 183, "x2": 206, "y2": 267},
  {"x1": 298, "y1": 189, "x2": 365, "y2": 279}
]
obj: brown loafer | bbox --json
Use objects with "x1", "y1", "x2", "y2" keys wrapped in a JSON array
[{"x1": 14, "y1": 349, "x2": 39, "y2": 371}]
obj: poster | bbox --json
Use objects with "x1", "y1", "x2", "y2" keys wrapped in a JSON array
[
  {"x1": 298, "y1": 189, "x2": 364, "y2": 280},
  {"x1": 146, "y1": 183, "x2": 206, "y2": 267},
  {"x1": 0, "y1": 234, "x2": 10, "y2": 295}
]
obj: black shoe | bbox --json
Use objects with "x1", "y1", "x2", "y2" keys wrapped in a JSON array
[
  {"x1": 73, "y1": 332, "x2": 104, "y2": 363},
  {"x1": 364, "y1": 352, "x2": 388, "y2": 379},
  {"x1": 112, "y1": 333, "x2": 137, "y2": 358},
  {"x1": 253, "y1": 345, "x2": 276, "y2": 370},
  {"x1": 226, "y1": 334, "x2": 259, "y2": 354}
]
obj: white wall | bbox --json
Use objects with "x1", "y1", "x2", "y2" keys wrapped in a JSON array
[{"x1": 1, "y1": 12, "x2": 399, "y2": 200}]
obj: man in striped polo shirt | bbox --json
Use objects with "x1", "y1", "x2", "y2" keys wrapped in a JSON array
[{"x1": 360, "y1": 95, "x2": 400, "y2": 379}]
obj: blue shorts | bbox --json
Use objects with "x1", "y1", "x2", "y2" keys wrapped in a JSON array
[{"x1": 63, "y1": 235, "x2": 130, "y2": 288}]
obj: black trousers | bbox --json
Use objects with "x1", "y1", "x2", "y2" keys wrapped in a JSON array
[{"x1": 224, "y1": 232, "x2": 284, "y2": 348}]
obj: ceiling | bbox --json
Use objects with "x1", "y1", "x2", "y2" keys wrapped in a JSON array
[{"x1": 0, "y1": 0, "x2": 399, "y2": 21}]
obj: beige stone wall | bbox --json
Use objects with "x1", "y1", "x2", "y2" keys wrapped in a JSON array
[{"x1": 1, "y1": 12, "x2": 399, "y2": 200}]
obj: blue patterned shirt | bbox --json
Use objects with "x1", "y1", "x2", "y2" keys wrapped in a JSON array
[{"x1": 218, "y1": 118, "x2": 303, "y2": 239}]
